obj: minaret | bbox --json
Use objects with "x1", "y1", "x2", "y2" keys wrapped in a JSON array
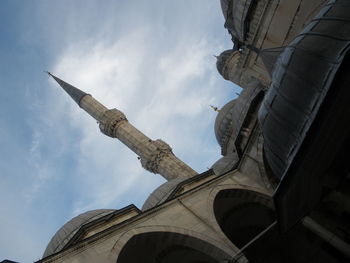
[{"x1": 48, "y1": 72, "x2": 197, "y2": 181}]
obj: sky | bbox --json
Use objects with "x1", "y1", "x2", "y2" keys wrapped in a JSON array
[{"x1": 0, "y1": 1, "x2": 239, "y2": 262}]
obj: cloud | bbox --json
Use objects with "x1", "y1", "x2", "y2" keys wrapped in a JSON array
[
  {"x1": 45, "y1": 13, "x2": 230, "y2": 213},
  {"x1": 37, "y1": 0, "x2": 236, "y2": 230},
  {"x1": 0, "y1": 1, "x2": 237, "y2": 262}
]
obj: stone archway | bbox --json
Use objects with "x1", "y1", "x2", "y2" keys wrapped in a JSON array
[
  {"x1": 117, "y1": 232, "x2": 232, "y2": 263},
  {"x1": 116, "y1": 232, "x2": 220, "y2": 263},
  {"x1": 212, "y1": 188, "x2": 328, "y2": 263},
  {"x1": 206, "y1": 183, "x2": 271, "y2": 239},
  {"x1": 112, "y1": 226, "x2": 234, "y2": 263},
  {"x1": 213, "y1": 188, "x2": 274, "y2": 250}
]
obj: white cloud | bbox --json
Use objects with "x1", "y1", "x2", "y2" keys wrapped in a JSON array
[
  {"x1": 42, "y1": 0, "x2": 234, "y2": 218},
  {"x1": 0, "y1": 1, "x2": 236, "y2": 262}
]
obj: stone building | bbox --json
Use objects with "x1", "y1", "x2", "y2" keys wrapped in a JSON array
[
  {"x1": 217, "y1": 0, "x2": 328, "y2": 87},
  {"x1": 6, "y1": 0, "x2": 348, "y2": 262}
]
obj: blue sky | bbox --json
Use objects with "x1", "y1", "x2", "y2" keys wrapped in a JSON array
[{"x1": 0, "y1": 1, "x2": 239, "y2": 262}]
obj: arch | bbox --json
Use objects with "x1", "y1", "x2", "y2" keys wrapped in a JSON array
[
  {"x1": 205, "y1": 184, "x2": 271, "y2": 256},
  {"x1": 111, "y1": 226, "x2": 235, "y2": 263},
  {"x1": 206, "y1": 183, "x2": 272, "y2": 228},
  {"x1": 213, "y1": 188, "x2": 274, "y2": 249},
  {"x1": 212, "y1": 188, "x2": 332, "y2": 263}
]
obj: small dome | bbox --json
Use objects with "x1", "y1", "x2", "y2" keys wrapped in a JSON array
[
  {"x1": 216, "y1": 50, "x2": 240, "y2": 80},
  {"x1": 142, "y1": 178, "x2": 186, "y2": 211},
  {"x1": 216, "y1": 50, "x2": 234, "y2": 78},
  {"x1": 43, "y1": 209, "x2": 115, "y2": 258},
  {"x1": 214, "y1": 99, "x2": 236, "y2": 149},
  {"x1": 212, "y1": 152, "x2": 239, "y2": 175}
]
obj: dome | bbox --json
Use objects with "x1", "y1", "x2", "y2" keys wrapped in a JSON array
[
  {"x1": 215, "y1": 79, "x2": 264, "y2": 155},
  {"x1": 216, "y1": 50, "x2": 234, "y2": 78},
  {"x1": 216, "y1": 50, "x2": 240, "y2": 80},
  {"x1": 142, "y1": 178, "x2": 187, "y2": 211},
  {"x1": 259, "y1": 1, "x2": 350, "y2": 179},
  {"x1": 214, "y1": 99, "x2": 236, "y2": 149},
  {"x1": 43, "y1": 209, "x2": 115, "y2": 258},
  {"x1": 212, "y1": 152, "x2": 239, "y2": 175}
]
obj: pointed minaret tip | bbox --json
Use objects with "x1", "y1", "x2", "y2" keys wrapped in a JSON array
[
  {"x1": 44, "y1": 71, "x2": 54, "y2": 78},
  {"x1": 46, "y1": 72, "x2": 89, "y2": 107}
]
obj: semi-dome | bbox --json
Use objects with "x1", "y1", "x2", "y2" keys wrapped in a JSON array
[
  {"x1": 43, "y1": 209, "x2": 115, "y2": 258},
  {"x1": 259, "y1": 1, "x2": 350, "y2": 180},
  {"x1": 215, "y1": 99, "x2": 236, "y2": 149},
  {"x1": 142, "y1": 178, "x2": 187, "y2": 211}
]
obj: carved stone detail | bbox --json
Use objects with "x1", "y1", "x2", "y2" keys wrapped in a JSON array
[
  {"x1": 140, "y1": 139, "x2": 173, "y2": 174},
  {"x1": 99, "y1": 109, "x2": 127, "y2": 137}
]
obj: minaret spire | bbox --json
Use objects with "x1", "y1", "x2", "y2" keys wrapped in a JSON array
[
  {"x1": 46, "y1": 72, "x2": 88, "y2": 106},
  {"x1": 48, "y1": 73, "x2": 197, "y2": 181}
]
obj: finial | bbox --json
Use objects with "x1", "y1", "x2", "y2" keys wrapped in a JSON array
[{"x1": 210, "y1": 105, "x2": 220, "y2": 112}]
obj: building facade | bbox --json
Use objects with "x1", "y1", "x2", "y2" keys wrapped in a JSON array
[
  {"x1": 17, "y1": 0, "x2": 349, "y2": 262},
  {"x1": 217, "y1": 0, "x2": 328, "y2": 87}
]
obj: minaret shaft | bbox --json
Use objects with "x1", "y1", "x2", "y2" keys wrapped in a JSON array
[
  {"x1": 53, "y1": 77, "x2": 197, "y2": 180},
  {"x1": 80, "y1": 95, "x2": 108, "y2": 120}
]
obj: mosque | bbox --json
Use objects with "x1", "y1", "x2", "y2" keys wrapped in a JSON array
[{"x1": 3, "y1": 0, "x2": 350, "y2": 262}]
